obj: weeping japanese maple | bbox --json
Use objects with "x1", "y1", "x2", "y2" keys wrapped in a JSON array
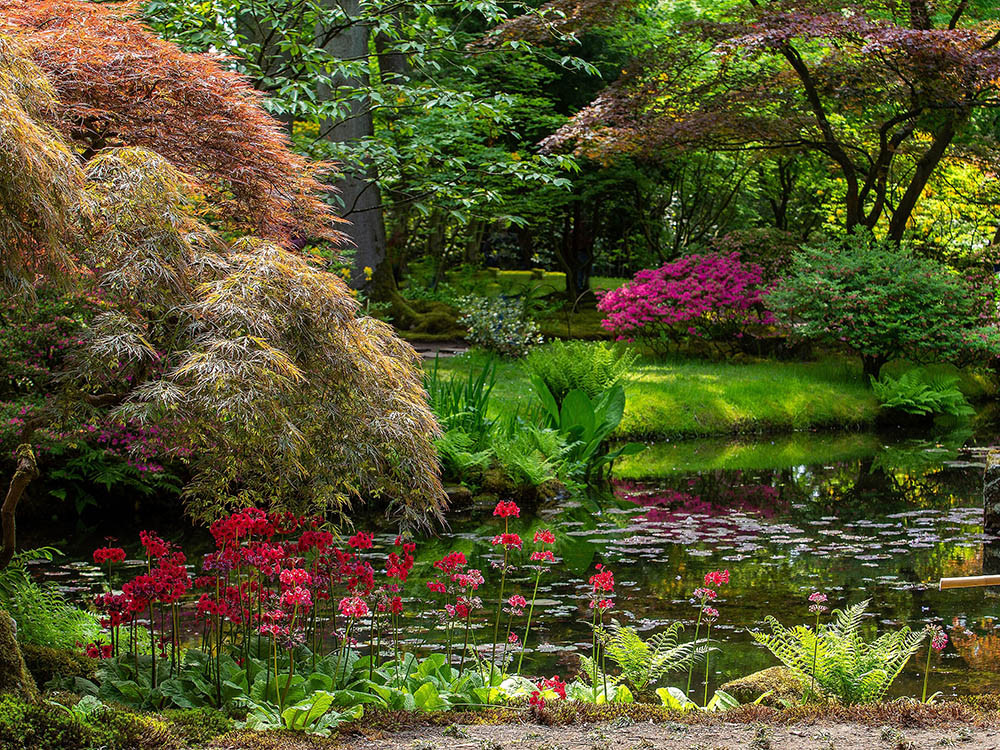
[{"x1": 0, "y1": 3, "x2": 445, "y2": 573}]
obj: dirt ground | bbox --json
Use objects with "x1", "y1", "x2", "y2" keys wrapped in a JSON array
[{"x1": 329, "y1": 720, "x2": 999, "y2": 750}]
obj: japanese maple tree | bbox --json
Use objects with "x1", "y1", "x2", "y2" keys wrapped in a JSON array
[
  {"x1": 542, "y1": 0, "x2": 1000, "y2": 243},
  {"x1": 0, "y1": 1, "x2": 446, "y2": 588}
]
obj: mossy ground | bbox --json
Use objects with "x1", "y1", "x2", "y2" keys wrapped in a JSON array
[{"x1": 5, "y1": 695, "x2": 1000, "y2": 749}]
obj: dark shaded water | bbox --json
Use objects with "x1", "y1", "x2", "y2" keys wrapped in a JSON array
[{"x1": 23, "y1": 430, "x2": 1000, "y2": 698}]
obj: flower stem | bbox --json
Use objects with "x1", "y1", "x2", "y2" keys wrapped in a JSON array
[
  {"x1": 703, "y1": 622, "x2": 711, "y2": 707},
  {"x1": 922, "y1": 645, "x2": 932, "y2": 703},
  {"x1": 686, "y1": 603, "x2": 704, "y2": 698},
  {"x1": 516, "y1": 569, "x2": 542, "y2": 676}
]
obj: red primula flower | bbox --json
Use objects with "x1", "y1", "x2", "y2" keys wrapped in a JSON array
[
  {"x1": 433, "y1": 551, "x2": 467, "y2": 573},
  {"x1": 426, "y1": 580, "x2": 447, "y2": 594},
  {"x1": 338, "y1": 596, "x2": 369, "y2": 619},
  {"x1": 529, "y1": 690, "x2": 545, "y2": 708},
  {"x1": 348, "y1": 532, "x2": 374, "y2": 550},
  {"x1": 589, "y1": 564, "x2": 615, "y2": 594},
  {"x1": 530, "y1": 550, "x2": 555, "y2": 563},
  {"x1": 93, "y1": 547, "x2": 126, "y2": 565},
  {"x1": 493, "y1": 500, "x2": 520, "y2": 518},
  {"x1": 533, "y1": 529, "x2": 555, "y2": 545},
  {"x1": 539, "y1": 674, "x2": 567, "y2": 700},
  {"x1": 704, "y1": 569, "x2": 729, "y2": 586},
  {"x1": 491, "y1": 533, "x2": 523, "y2": 550}
]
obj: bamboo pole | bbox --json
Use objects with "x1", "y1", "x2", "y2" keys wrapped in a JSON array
[{"x1": 939, "y1": 575, "x2": 1000, "y2": 590}]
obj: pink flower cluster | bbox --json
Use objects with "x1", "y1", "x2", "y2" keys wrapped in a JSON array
[{"x1": 597, "y1": 252, "x2": 774, "y2": 346}]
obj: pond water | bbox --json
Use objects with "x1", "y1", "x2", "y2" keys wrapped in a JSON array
[{"x1": 22, "y1": 427, "x2": 1000, "y2": 698}]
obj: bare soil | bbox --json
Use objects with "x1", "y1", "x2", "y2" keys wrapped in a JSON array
[{"x1": 331, "y1": 720, "x2": 999, "y2": 750}]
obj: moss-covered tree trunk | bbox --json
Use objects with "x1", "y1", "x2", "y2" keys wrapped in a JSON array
[
  {"x1": 0, "y1": 611, "x2": 37, "y2": 700},
  {"x1": 1, "y1": 445, "x2": 38, "y2": 699}
]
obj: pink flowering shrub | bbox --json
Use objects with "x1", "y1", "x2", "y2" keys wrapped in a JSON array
[{"x1": 597, "y1": 252, "x2": 775, "y2": 354}]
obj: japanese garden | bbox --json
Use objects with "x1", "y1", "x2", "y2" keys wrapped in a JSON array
[{"x1": 5, "y1": 1, "x2": 1000, "y2": 748}]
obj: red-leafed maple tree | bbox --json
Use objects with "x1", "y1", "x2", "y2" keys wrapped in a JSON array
[
  {"x1": 541, "y1": 0, "x2": 1000, "y2": 243},
  {"x1": 0, "y1": 0, "x2": 342, "y2": 246},
  {"x1": 0, "y1": 1, "x2": 445, "y2": 609}
]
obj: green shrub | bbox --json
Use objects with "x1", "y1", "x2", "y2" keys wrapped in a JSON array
[
  {"x1": 768, "y1": 229, "x2": 1000, "y2": 378},
  {"x1": 524, "y1": 341, "x2": 637, "y2": 405},
  {"x1": 457, "y1": 295, "x2": 543, "y2": 358},
  {"x1": 0, "y1": 695, "x2": 92, "y2": 750},
  {"x1": 871, "y1": 369, "x2": 975, "y2": 418},
  {"x1": 20, "y1": 645, "x2": 95, "y2": 687}
]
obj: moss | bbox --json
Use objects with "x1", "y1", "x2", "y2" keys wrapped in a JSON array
[
  {"x1": 0, "y1": 612, "x2": 37, "y2": 701},
  {"x1": 161, "y1": 707, "x2": 233, "y2": 745},
  {"x1": 0, "y1": 695, "x2": 91, "y2": 750},
  {"x1": 721, "y1": 667, "x2": 804, "y2": 707},
  {"x1": 86, "y1": 706, "x2": 178, "y2": 750},
  {"x1": 20, "y1": 645, "x2": 95, "y2": 687}
]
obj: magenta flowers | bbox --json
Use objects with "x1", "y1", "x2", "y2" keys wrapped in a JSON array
[{"x1": 598, "y1": 252, "x2": 773, "y2": 353}]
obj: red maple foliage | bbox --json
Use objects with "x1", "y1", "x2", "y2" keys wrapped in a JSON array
[{"x1": 0, "y1": 0, "x2": 343, "y2": 246}]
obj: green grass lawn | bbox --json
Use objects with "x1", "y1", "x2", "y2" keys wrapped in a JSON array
[{"x1": 424, "y1": 350, "x2": 994, "y2": 441}]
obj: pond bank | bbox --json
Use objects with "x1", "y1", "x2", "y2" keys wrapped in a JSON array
[
  {"x1": 202, "y1": 701, "x2": 1000, "y2": 749},
  {"x1": 425, "y1": 352, "x2": 995, "y2": 441}
]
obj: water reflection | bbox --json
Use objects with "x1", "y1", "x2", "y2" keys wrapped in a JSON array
[{"x1": 23, "y1": 431, "x2": 1000, "y2": 697}]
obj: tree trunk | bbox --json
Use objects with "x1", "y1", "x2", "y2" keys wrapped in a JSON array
[
  {"x1": 1, "y1": 444, "x2": 36, "y2": 572},
  {"x1": 0, "y1": 611, "x2": 37, "y2": 700},
  {"x1": 320, "y1": 0, "x2": 388, "y2": 293},
  {"x1": 861, "y1": 354, "x2": 886, "y2": 382},
  {"x1": 557, "y1": 199, "x2": 596, "y2": 306}
]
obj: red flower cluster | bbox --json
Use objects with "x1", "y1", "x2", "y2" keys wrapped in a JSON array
[
  {"x1": 387, "y1": 536, "x2": 416, "y2": 581},
  {"x1": 491, "y1": 533, "x2": 523, "y2": 550},
  {"x1": 533, "y1": 529, "x2": 555, "y2": 544},
  {"x1": 93, "y1": 547, "x2": 126, "y2": 564},
  {"x1": 493, "y1": 500, "x2": 520, "y2": 518},
  {"x1": 704, "y1": 569, "x2": 729, "y2": 586},
  {"x1": 91, "y1": 509, "x2": 405, "y2": 666}
]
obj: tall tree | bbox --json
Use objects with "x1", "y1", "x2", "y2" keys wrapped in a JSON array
[
  {"x1": 544, "y1": 0, "x2": 1000, "y2": 243},
  {"x1": 146, "y1": 0, "x2": 579, "y2": 314}
]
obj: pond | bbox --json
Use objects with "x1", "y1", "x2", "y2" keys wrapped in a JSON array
[{"x1": 22, "y1": 427, "x2": 1000, "y2": 699}]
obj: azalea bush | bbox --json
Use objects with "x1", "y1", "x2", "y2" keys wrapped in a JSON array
[{"x1": 598, "y1": 252, "x2": 775, "y2": 356}]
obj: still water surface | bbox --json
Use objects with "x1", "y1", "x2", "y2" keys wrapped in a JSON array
[{"x1": 27, "y1": 429, "x2": 1000, "y2": 698}]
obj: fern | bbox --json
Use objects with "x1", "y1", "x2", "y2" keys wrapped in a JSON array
[
  {"x1": 525, "y1": 341, "x2": 637, "y2": 406},
  {"x1": 871, "y1": 369, "x2": 974, "y2": 418},
  {"x1": 0, "y1": 548, "x2": 100, "y2": 649},
  {"x1": 597, "y1": 621, "x2": 709, "y2": 694},
  {"x1": 751, "y1": 600, "x2": 925, "y2": 704}
]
